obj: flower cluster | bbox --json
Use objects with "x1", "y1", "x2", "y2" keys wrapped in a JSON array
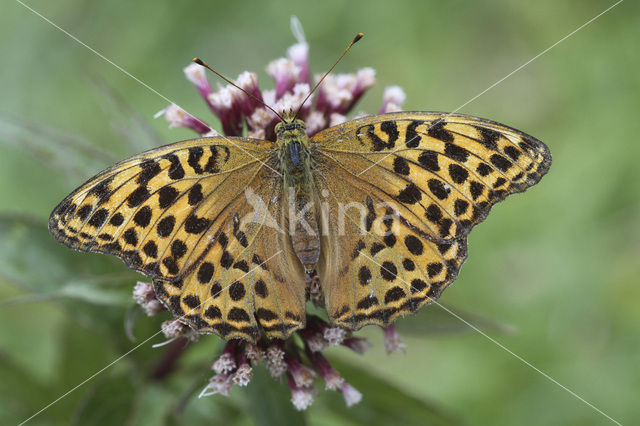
[
  {"x1": 155, "y1": 19, "x2": 405, "y2": 142},
  {"x1": 196, "y1": 316, "x2": 373, "y2": 410},
  {"x1": 145, "y1": 17, "x2": 408, "y2": 411}
]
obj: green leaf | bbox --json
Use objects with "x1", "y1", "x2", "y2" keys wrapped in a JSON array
[
  {"x1": 318, "y1": 360, "x2": 461, "y2": 426},
  {"x1": 0, "y1": 112, "x2": 116, "y2": 178},
  {"x1": 0, "y1": 354, "x2": 54, "y2": 424},
  {"x1": 243, "y1": 364, "x2": 307, "y2": 426},
  {"x1": 71, "y1": 375, "x2": 137, "y2": 426},
  {"x1": 0, "y1": 214, "x2": 136, "y2": 304},
  {"x1": 395, "y1": 303, "x2": 515, "y2": 336},
  {"x1": 89, "y1": 78, "x2": 164, "y2": 154}
]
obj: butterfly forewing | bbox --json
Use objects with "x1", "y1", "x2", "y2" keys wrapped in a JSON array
[
  {"x1": 311, "y1": 112, "x2": 551, "y2": 329},
  {"x1": 49, "y1": 136, "x2": 306, "y2": 342}
]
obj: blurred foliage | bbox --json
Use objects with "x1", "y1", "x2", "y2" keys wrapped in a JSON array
[{"x1": 1, "y1": 1, "x2": 638, "y2": 425}]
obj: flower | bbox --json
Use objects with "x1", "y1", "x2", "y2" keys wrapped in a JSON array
[
  {"x1": 340, "y1": 382, "x2": 363, "y2": 407},
  {"x1": 380, "y1": 86, "x2": 406, "y2": 114},
  {"x1": 132, "y1": 281, "x2": 164, "y2": 316},
  {"x1": 383, "y1": 324, "x2": 407, "y2": 354},
  {"x1": 154, "y1": 104, "x2": 211, "y2": 135},
  {"x1": 143, "y1": 16, "x2": 409, "y2": 411},
  {"x1": 288, "y1": 374, "x2": 316, "y2": 411}
]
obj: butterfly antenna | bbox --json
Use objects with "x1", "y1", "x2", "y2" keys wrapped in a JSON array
[
  {"x1": 294, "y1": 32, "x2": 364, "y2": 120},
  {"x1": 193, "y1": 57, "x2": 284, "y2": 121}
]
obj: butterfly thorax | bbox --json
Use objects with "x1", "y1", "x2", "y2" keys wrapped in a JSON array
[{"x1": 275, "y1": 116, "x2": 320, "y2": 271}]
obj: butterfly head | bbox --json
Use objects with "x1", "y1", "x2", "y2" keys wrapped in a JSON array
[{"x1": 275, "y1": 111, "x2": 307, "y2": 142}]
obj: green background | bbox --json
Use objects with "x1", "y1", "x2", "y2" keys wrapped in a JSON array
[{"x1": 1, "y1": 0, "x2": 638, "y2": 425}]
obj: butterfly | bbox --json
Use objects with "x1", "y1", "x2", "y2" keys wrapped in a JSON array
[{"x1": 49, "y1": 104, "x2": 551, "y2": 343}]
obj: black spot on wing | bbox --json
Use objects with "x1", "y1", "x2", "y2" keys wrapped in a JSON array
[
  {"x1": 171, "y1": 239, "x2": 187, "y2": 259},
  {"x1": 183, "y1": 295, "x2": 200, "y2": 309},
  {"x1": 188, "y1": 183, "x2": 204, "y2": 205},
  {"x1": 380, "y1": 261, "x2": 397, "y2": 281},
  {"x1": 163, "y1": 154, "x2": 185, "y2": 180},
  {"x1": 444, "y1": 143, "x2": 469, "y2": 163},
  {"x1": 427, "y1": 119, "x2": 454, "y2": 142},
  {"x1": 143, "y1": 241, "x2": 158, "y2": 258},
  {"x1": 504, "y1": 145, "x2": 521, "y2": 161},
  {"x1": 254, "y1": 279, "x2": 268, "y2": 298},
  {"x1": 490, "y1": 154, "x2": 512, "y2": 172},
  {"x1": 384, "y1": 286, "x2": 405, "y2": 303},
  {"x1": 158, "y1": 186, "x2": 179, "y2": 209},
  {"x1": 133, "y1": 206, "x2": 152, "y2": 227},
  {"x1": 358, "y1": 266, "x2": 372, "y2": 286},
  {"x1": 127, "y1": 187, "x2": 150, "y2": 207},
  {"x1": 448, "y1": 164, "x2": 469, "y2": 184},
  {"x1": 475, "y1": 126, "x2": 500, "y2": 150},
  {"x1": 404, "y1": 235, "x2": 424, "y2": 255},
  {"x1": 476, "y1": 163, "x2": 492, "y2": 177},
  {"x1": 229, "y1": 281, "x2": 246, "y2": 301},
  {"x1": 404, "y1": 120, "x2": 423, "y2": 148},
  {"x1": 397, "y1": 182, "x2": 422, "y2": 204},
  {"x1": 417, "y1": 150, "x2": 440, "y2": 172},
  {"x1": 428, "y1": 179, "x2": 450, "y2": 200},
  {"x1": 77, "y1": 205, "x2": 92, "y2": 221},
  {"x1": 188, "y1": 147, "x2": 205, "y2": 174},
  {"x1": 138, "y1": 160, "x2": 161, "y2": 185},
  {"x1": 203, "y1": 146, "x2": 220, "y2": 173},
  {"x1": 228, "y1": 307, "x2": 250, "y2": 322},
  {"x1": 157, "y1": 216, "x2": 175, "y2": 237},
  {"x1": 393, "y1": 156, "x2": 410, "y2": 175},
  {"x1": 380, "y1": 121, "x2": 399, "y2": 145},
  {"x1": 88, "y1": 208, "x2": 108, "y2": 228},
  {"x1": 197, "y1": 262, "x2": 214, "y2": 284},
  {"x1": 357, "y1": 296, "x2": 379, "y2": 310},
  {"x1": 123, "y1": 228, "x2": 138, "y2": 246},
  {"x1": 184, "y1": 215, "x2": 210, "y2": 234}
]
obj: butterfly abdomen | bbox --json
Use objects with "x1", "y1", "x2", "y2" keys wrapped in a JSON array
[{"x1": 285, "y1": 154, "x2": 320, "y2": 271}]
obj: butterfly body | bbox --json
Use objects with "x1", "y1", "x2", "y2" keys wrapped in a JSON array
[
  {"x1": 275, "y1": 115, "x2": 320, "y2": 270},
  {"x1": 50, "y1": 111, "x2": 551, "y2": 342}
]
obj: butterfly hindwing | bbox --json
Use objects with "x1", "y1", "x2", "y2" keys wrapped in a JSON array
[
  {"x1": 310, "y1": 112, "x2": 551, "y2": 329},
  {"x1": 49, "y1": 136, "x2": 306, "y2": 342},
  {"x1": 313, "y1": 168, "x2": 468, "y2": 329},
  {"x1": 152, "y1": 173, "x2": 307, "y2": 341}
]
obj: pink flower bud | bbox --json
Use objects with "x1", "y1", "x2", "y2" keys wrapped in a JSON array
[
  {"x1": 287, "y1": 373, "x2": 316, "y2": 411},
  {"x1": 232, "y1": 363, "x2": 253, "y2": 387},
  {"x1": 154, "y1": 104, "x2": 211, "y2": 135},
  {"x1": 342, "y1": 337, "x2": 372, "y2": 354},
  {"x1": 265, "y1": 341, "x2": 287, "y2": 378},
  {"x1": 323, "y1": 326, "x2": 347, "y2": 346},
  {"x1": 184, "y1": 63, "x2": 212, "y2": 98},
  {"x1": 285, "y1": 353, "x2": 316, "y2": 388},
  {"x1": 308, "y1": 351, "x2": 344, "y2": 391},
  {"x1": 160, "y1": 319, "x2": 199, "y2": 342},
  {"x1": 267, "y1": 58, "x2": 301, "y2": 100},
  {"x1": 383, "y1": 324, "x2": 406, "y2": 354},
  {"x1": 379, "y1": 86, "x2": 406, "y2": 114},
  {"x1": 340, "y1": 382, "x2": 362, "y2": 407},
  {"x1": 132, "y1": 281, "x2": 164, "y2": 316},
  {"x1": 199, "y1": 373, "x2": 233, "y2": 397},
  {"x1": 212, "y1": 353, "x2": 236, "y2": 375}
]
